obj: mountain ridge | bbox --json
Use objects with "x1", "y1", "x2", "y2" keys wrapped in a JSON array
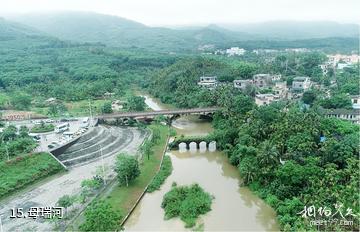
[{"x1": 3, "y1": 12, "x2": 359, "y2": 53}]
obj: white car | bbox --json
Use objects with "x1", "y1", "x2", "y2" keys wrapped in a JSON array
[{"x1": 34, "y1": 120, "x2": 43, "y2": 125}]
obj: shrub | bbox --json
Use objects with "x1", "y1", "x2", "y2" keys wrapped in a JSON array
[
  {"x1": 147, "y1": 156, "x2": 172, "y2": 192},
  {"x1": 161, "y1": 183, "x2": 213, "y2": 228},
  {"x1": 30, "y1": 123, "x2": 55, "y2": 133}
]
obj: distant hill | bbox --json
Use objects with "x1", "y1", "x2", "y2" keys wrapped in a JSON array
[
  {"x1": 0, "y1": 17, "x2": 43, "y2": 40},
  {"x1": 6, "y1": 12, "x2": 255, "y2": 52},
  {"x1": 4, "y1": 12, "x2": 359, "y2": 53},
  {"x1": 219, "y1": 21, "x2": 359, "y2": 40}
]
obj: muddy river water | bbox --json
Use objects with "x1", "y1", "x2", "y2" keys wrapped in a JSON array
[{"x1": 125, "y1": 95, "x2": 279, "y2": 231}]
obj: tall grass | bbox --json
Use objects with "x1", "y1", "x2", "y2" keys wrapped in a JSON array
[{"x1": 0, "y1": 152, "x2": 64, "y2": 198}]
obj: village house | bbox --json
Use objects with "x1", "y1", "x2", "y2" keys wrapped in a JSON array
[
  {"x1": 255, "y1": 94, "x2": 280, "y2": 106},
  {"x1": 45, "y1": 97, "x2": 57, "y2": 104},
  {"x1": 253, "y1": 74, "x2": 273, "y2": 88},
  {"x1": 292, "y1": 77, "x2": 311, "y2": 91},
  {"x1": 198, "y1": 76, "x2": 218, "y2": 90},
  {"x1": 233, "y1": 79, "x2": 253, "y2": 90},
  {"x1": 104, "y1": 92, "x2": 115, "y2": 98},
  {"x1": 273, "y1": 81, "x2": 288, "y2": 98},
  {"x1": 111, "y1": 100, "x2": 125, "y2": 111}
]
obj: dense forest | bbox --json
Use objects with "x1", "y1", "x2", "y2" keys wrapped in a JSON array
[
  {"x1": 0, "y1": 18, "x2": 176, "y2": 111},
  {"x1": 211, "y1": 91, "x2": 359, "y2": 230}
]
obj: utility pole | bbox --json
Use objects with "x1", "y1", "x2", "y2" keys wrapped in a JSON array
[
  {"x1": 5, "y1": 143, "x2": 9, "y2": 161},
  {"x1": 88, "y1": 99, "x2": 93, "y2": 127},
  {"x1": 0, "y1": 215, "x2": 3, "y2": 232},
  {"x1": 100, "y1": 144, "x2": 106, "y2": 185}
]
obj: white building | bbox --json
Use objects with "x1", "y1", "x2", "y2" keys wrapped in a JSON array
[
  {"x1": 226, "y1": 47, "x2": 246, "y2": 56},
  {"x1": 327, "y1": 54, "x2": 360, "y2": 67},
  {"x1": 198, "y1": 76, "x2": 218, "y2": 90},
  {"x1": 285, "y1": 48, "x2": 308, "y2": 53},
  {"x1": 252, "y1": 49, "x2": 279, "y2": 54},
  {"x1": 337, "y1": 63, "x2": 351, "y2": 70},
  {"x1": 350, "y1": 95, "x2": 360, "y2": 109},
  {"x1": 292, "y1": 77, "x2": 311, "y2": 91}
]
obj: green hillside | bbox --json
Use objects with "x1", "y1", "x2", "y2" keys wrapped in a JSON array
[{"x1": 8, "y1": 12, "x2": 245, "y2": 52}]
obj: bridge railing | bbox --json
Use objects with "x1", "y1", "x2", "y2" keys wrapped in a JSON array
[{"x1": 96, "y1": 107, "x2": 220, "y2": 119}]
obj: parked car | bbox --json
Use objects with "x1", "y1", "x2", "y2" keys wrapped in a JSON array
[
  {"x1": 47, "y1": 141, "x2": 60, "y2": 149},
  {"x1": 32, "y1": 135, "x2": 41, "y2": 141},
  {"x1": 34, "y1": 120, "x2": 44, "y2": 125}
]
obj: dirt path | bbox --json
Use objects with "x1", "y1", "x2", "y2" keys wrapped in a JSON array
[{"x1": 0, "y1": 127, "x2": 147, "y2": 231}]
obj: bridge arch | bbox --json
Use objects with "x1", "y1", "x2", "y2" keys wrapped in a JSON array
[
  {"x1": 189, "y1": 142, "x2": 198, "y2": 150},
  {"x1": 178, "y1": 142, "x2": 187, "y2": 150},
  {"x1": 199, "y1": 141, "x2": 207, "y2": 149},
  {"x1": 208, "y1": 141, "x2": 217, "y2": 151}
]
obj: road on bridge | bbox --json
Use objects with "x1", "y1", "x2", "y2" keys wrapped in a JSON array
[{"x1": 97, "y1": 107, "x2": 220, "y2": 119}]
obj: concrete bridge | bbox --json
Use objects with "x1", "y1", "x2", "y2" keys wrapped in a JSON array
[
  {"x1": 97, "y1": 107, "x2": 219, "y2": 120},
  {"x1": 168, "y1": 135, "x2": 216, "y2": 150}
]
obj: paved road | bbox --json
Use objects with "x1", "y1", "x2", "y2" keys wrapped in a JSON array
[{"x1": 0, "y1": 127, "x2": 148, "y2": 231}]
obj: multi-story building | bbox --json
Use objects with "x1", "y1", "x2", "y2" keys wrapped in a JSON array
[
  {"x1": 253, "y1": 74, "x2": 273, "y2": 88},
  {"x1": 198, "y1": 76, "x2": 218, "y2": 90},
  {"x1": 292, "y1": 77, "x2": 311, "y2": 91},
  {"x1": 322, "y1": 108, "x2": 360, "y2": 124},
  {"x1": 233, "y1": 79, "x2": 253, "y2": 90}
]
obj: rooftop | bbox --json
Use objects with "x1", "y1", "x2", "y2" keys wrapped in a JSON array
[{"x1": 293, "y1": 77, "x2": 310, "y2": 81}]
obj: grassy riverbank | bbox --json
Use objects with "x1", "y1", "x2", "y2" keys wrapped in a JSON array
[
  {"x1": 0, "y1": 152, "x2": 65, "y2": 199},
  {"x1": 104, "y1": 124, "x2": 169, "y2": 220},
  {"x1": 147, "y1": 155, "x2": 172, "y2": 192}
]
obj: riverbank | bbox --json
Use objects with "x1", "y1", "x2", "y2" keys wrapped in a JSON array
[{"x1": 103, "y1": 124, "x2": 169, "y2": 224}]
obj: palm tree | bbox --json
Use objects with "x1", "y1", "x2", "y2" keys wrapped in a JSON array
[{"x1": 258, "y1": 140, "x2": 279, "y2": 168}]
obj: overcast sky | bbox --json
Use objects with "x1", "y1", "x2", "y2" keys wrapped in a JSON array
[{"x1": 1, "y1": 0, "x2": 359, "y2": 25}]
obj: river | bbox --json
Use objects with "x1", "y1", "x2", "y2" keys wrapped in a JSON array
[{"x1": 125, "y1": 95, "x2": 279, "y2": 231}]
